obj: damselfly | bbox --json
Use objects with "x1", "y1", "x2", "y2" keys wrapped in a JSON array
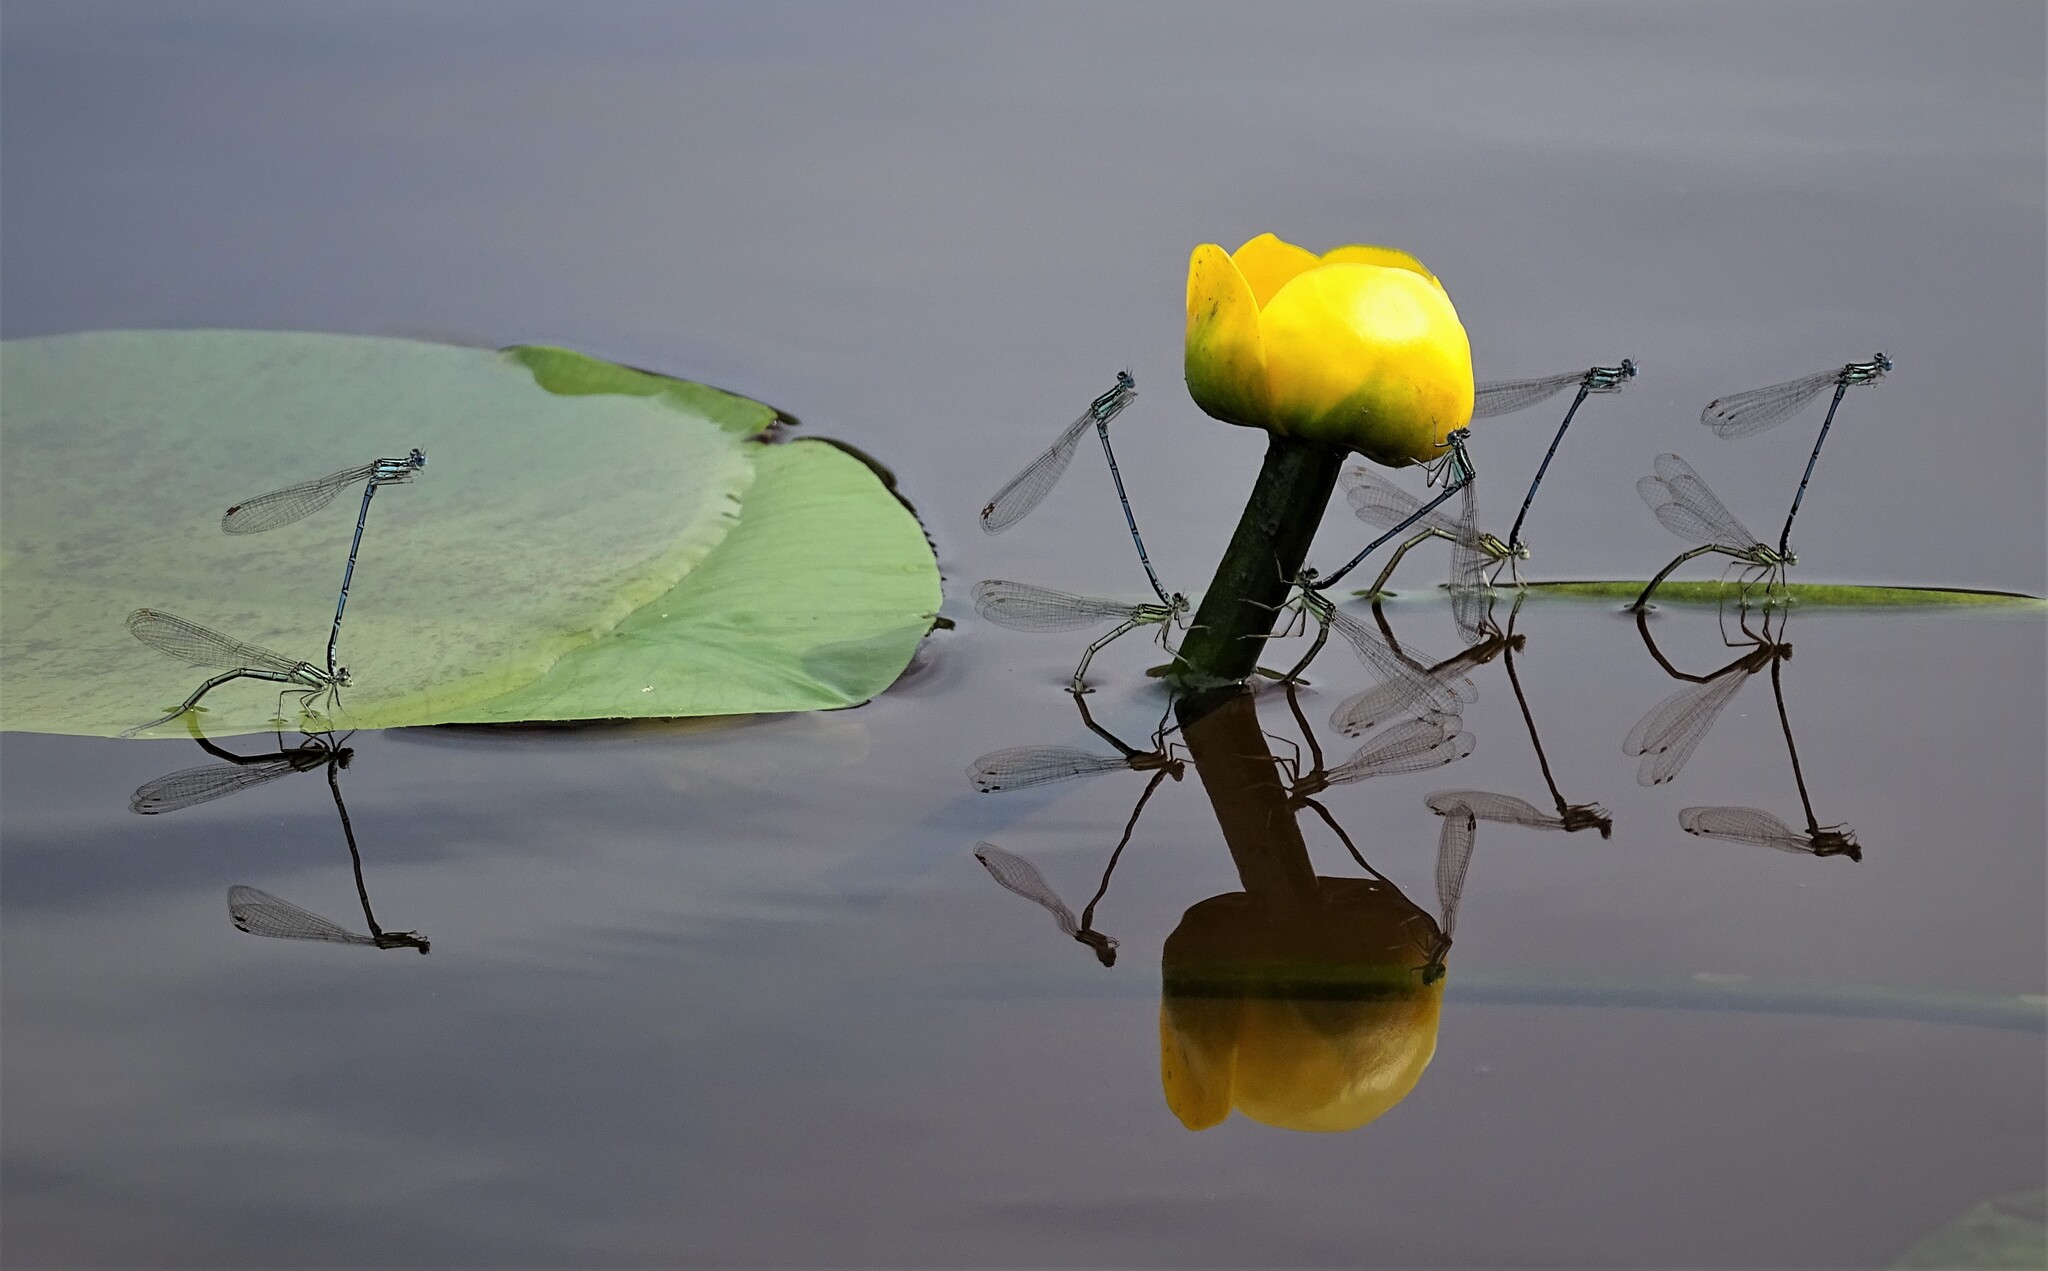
[
  {"x1": 221, "y1": 731, "x2": 429, "y2": 953},
  {"x1": 223, "y1": 447, "x2": 426, "y2": 676},
  {"x1": 1311, "y1": 429, "x2": 1476, "y2": 591},
  {"x1": 1327, "y1": 623, "x2": 1504, "y2": 736},
  {"x1": 130, "y1": 730, "x2": 352, "y2": 815},
  {"x1": 1495, "y1": 595, "x2": 1612, "y2": 836},
  {"x1": 1339, "y1": 466, "x2": 1510, "y2": 639},
  {"x1": 1702, "y1": 354, "x2": 1888, "y2": 556},
  {"x1": 979, "y1": 372, "x2": 1174, "y2": 606},
  {"x1": 969, "y1": 693, "x2": 1182, "y2": 792},
  {"x1": 1487, "y1": 359, "x2": 1636, "y2": 563},
  {"x1": 972, "y1": 843, "x2": 1120, "y2": 966},
  {"x1": 228, "y1": 885, "x2": 430, "y2": 953},
  {"x1": 1680, "y1": 807, "x2": 1860, "y2": 860},
  {"x1": 123, "y1": 608, "x2": 347, "y2": 737},
  {"x1": 972, "y1": 579, "x2": 1187, "y2": 694},
  {"x1": 1623, "y1": 608, "x2": 1787, "y2": 786},
  {"x1": 1630, "y1": 453, "x2": 1793, "y2": 612},
  {"x1": 1285, "y1": 715, "x2": 1473, "y2": 803},
  {"x1": 1416, "y1": 792, "x2": 1482, "y2": 985}
]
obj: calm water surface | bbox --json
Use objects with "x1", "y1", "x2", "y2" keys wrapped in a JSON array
[{"x1": 4, "y1": 3, "x2": 2043, "y2": 1267}]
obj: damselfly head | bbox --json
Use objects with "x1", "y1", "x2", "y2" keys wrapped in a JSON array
[
  {"x1": 1621, "y1": 357, "x2": 1638, "y2": 378},
  {"x1": 335, "y1": 666, "x2": 354, "y2": 687},
  {"x1": 1810, "y1": 827, "x2": 1861, "y2": 861},
  {"x1": 409, "y1": 448, "x2": 428, "y2": 469},
  {"x1": 1875, "y1": 353, "x2": 1892, "y2": 374},
  {"x1": 1116, "y1": 369, "x2": 1135, "y2": 391}
]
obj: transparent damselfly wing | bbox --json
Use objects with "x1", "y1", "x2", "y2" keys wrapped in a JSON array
[
  {"x1": 1432, "y1": 789, "x2": 1566, "y2": 831},
  {"x1": 972, "y1": 843, "x2": 1082, "y2": 937},
  {"x1": 1700, "y1": 357, "x2": 1888, "y2": 440},
  {"x1": 227, "y1": 885, "x2": 378, "y2": 946},
  {"x1": 130, "y1": 748, "x2": 335, "y2": 815},
  {"x1": 972, "y1": 580, "x2": 1158, "y2": 632},
  {"x1": 1323, "y1": 716, "x2": 1474, "y2": 786},
  {"x1": 1315, "y1": 601, "x2": 1477, "y2": 718},
  {"x1": 979, "y1": 373, "x2": 1136, "y2": 533},
  {"x1": 968, "y1": 746, "x2": 1137, "y2": 792},
  {"x1": 1472, "y1": 371, "x2": 1586, "y2": 419},
  {"x1": 1448, "y1": 481, "x2": 1491, "y2": 640},
  {"x1": 1427, "y1": 796, "x2": 1479, "y2": 943},
  {"x1": 1637, "y1": 454, "x2": 1761, "y2": 553},
  {"x1": 1679, "y1": 806, "x2": 1861, "y2": 859},
  {"x1": 221, "y1": 450, "x2": 426, "y2": 535},
  {"x1": 1623, "y1": 669, "x2": 1756, "y2": 787},
  {"x1": 126, "y1": 609, "x2": 310, "y2": 676},
  {"x1": 1341, "y1": 467, "x2": 1467, "y2": 537},
  {"x1": 1328, "y1": 678, "x2": 1456, "y2": 738}
]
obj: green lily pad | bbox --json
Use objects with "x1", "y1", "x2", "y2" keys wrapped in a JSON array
[
  {"x1": 503, "y1": 344, "x2": 791, "y2": 438},
  {"x1": 1358, "y1": 581, "x2": 2045, "y2": 609},
  {"x1": 445, "y1": 438, "x2": 940, "y2": 721},
  {"x1": 1891, "y1": 1189, "x2": 2047, "y2": 1269},
  {"x1": 1, "y1": 331, "x2": 937, "y2": 737}
]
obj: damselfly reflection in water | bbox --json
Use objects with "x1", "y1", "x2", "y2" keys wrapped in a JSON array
[
  {"x1": 1702, "y1": 353, "x2": 1890, "y2": 558},
  {"x1": 121, "y1": 608, "x2": 348, "y2": 737},
  {"x1": 130, "y1": 725, "x2": 429, "y2": 952},
  {"x1": 1624, "y1": 605, "x2": 1789, "y2": 788},
  {"x1": 129, "y1": 727, "x2": 353, "y2": 815},
  {"x1": 971, "y1": 579, "x2": 1187, "y2": 695},
  {"x1": 1631, "y1": 453, "x2": 1795, "y2": 612},
  {"x1": 968, "y1": 692, "x2": 1183, "y2": 793},
  {"x1": 973, "y1": 844, "x2": 1121, "y2": 966},
  {"x1": 1419, "y1": 785, "x2": 1610, "y2": 985},
  {"x1": 1275, "y1": 586, "x2": 1477, "y2": 719},
  {"x1": 223, "y1": 448, "x2": 427, "y2": 678},
  {"x1": 1675, "y1": 609, "x2": 1862, "y2": 861}
]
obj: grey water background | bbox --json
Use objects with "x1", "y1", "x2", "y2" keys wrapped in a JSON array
[{"x1": 2, "y1": 2, "x2": 2043, "y2": 1267}]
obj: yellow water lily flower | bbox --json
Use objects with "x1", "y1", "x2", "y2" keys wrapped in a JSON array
[
  {"x1": 1159, "y1": 878, "x2": 1445, "y2": 1133},
  {"x1": 1186, "y1": 233, "x2": 1474, "y2": 468}
]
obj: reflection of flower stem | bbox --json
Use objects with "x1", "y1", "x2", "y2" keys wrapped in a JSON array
[
  {"x1": 1175, "y1": 685, "x2": 1319, "y2": 908},
  {"x1": 1173, "y1": 436, "x2": 1346, "y2": 686}
]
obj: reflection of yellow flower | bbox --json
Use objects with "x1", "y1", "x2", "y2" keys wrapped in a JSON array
[
  {"x1": 1160, "y1": 878, "x2": 1444, "y2": 1133},
  {"x1": 1185, "y1": 233, "x2": 1474, "y2": 468}
]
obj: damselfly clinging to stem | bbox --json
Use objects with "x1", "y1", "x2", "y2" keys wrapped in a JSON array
[
  {"x1": 971, "y1": 578, "x2": 1186, "y2": 695},
  {"x1": 1702, "y1": 353, "x2": 1889, "y2": 558},
  {"x1": 222, "y1": 447, "x2": 427, "y2": 677},
  {"x1": 122, "y1": 608, "x2": 347, "y2": 737},
  {"x1": 1630, "y1": 454, "x2": 1793, "y2": 612},
  {"x1": 979, "y1": 372, "x2": 1175, "y2": 608},
  {"x1": 1309, "y1": 428, "x2": 1477, "y2": 593}
]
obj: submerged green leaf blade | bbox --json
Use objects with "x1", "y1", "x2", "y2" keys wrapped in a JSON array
[
  {"x1": 1, "y1": 331, "x2": 754, "y2": 737},
  {"x1": 448, "y1": 439, "x2": 941, "y2": 722}
]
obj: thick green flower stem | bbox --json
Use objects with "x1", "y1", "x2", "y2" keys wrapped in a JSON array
[
  {"x1": 1175, "y1": 685, "x2": 1318, "y2": 910},
  {"x1": 1174, "y1": 434, "x2": 1346, "y2": 686}
]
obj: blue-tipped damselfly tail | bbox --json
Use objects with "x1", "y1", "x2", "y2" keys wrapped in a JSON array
[
  {"x1": 1312, "y1": 428, "x2": 1476, "y2": 591},
  {"x1": 1340, "y1": 465, "x2": 1507, "y2": 640},
  {"x1": 1701, "y1": 354, "x2": 1890, "y2": 557},
  {"x1": 971, "y1": 578, "x2": 1186, "y2": 694},
  {"x1": 1502, "y1": 358, "x2": 1636, "y2": 560},
  {"x1": 130, "y1": 731, "x2": 352, "y2": 815},
  {"x1": 123, "y1": 608, "x2": 347, "y2": 737},
  {"x1": 223, "y1": 447, "x2": 426, "y2": 676},
  {"x1": 1630, "y1": 453, "x2": 1793, "y2": 611},
  {"x1": 973, "y1": 843, "x2": 1120, "y2": 966}
]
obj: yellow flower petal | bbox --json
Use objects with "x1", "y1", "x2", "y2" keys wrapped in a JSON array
[
  {"x1": 1259, "y1": 264, "x2": 1474, "y2": 466},
  {"x1": 1230, "y1": 232, "x2": 1324, "y2": 309},
  {"x1": 1320, "y1": 243, "x2": 1443, "y2": 291},
  {"x1": 1159, "y1": 998, "x2": 1240, "y2": 1131},
  {"x1": 1184, "y1": 242, "x2": 1272, "y2": 431}
]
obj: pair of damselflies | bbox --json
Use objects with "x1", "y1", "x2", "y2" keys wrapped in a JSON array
[
  {"x1": 130, "y1": 729, "x2": 430, "y2": 951},
  {"x1": 1628, "y1": 608, "x2": 1861, "y2": 860},
  {"x1": 127, "y1": 449, "x2": 425, "y2": 732},
  {"x1": 975, "y1": 373, "x2": 1190, "y2": 692}
]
